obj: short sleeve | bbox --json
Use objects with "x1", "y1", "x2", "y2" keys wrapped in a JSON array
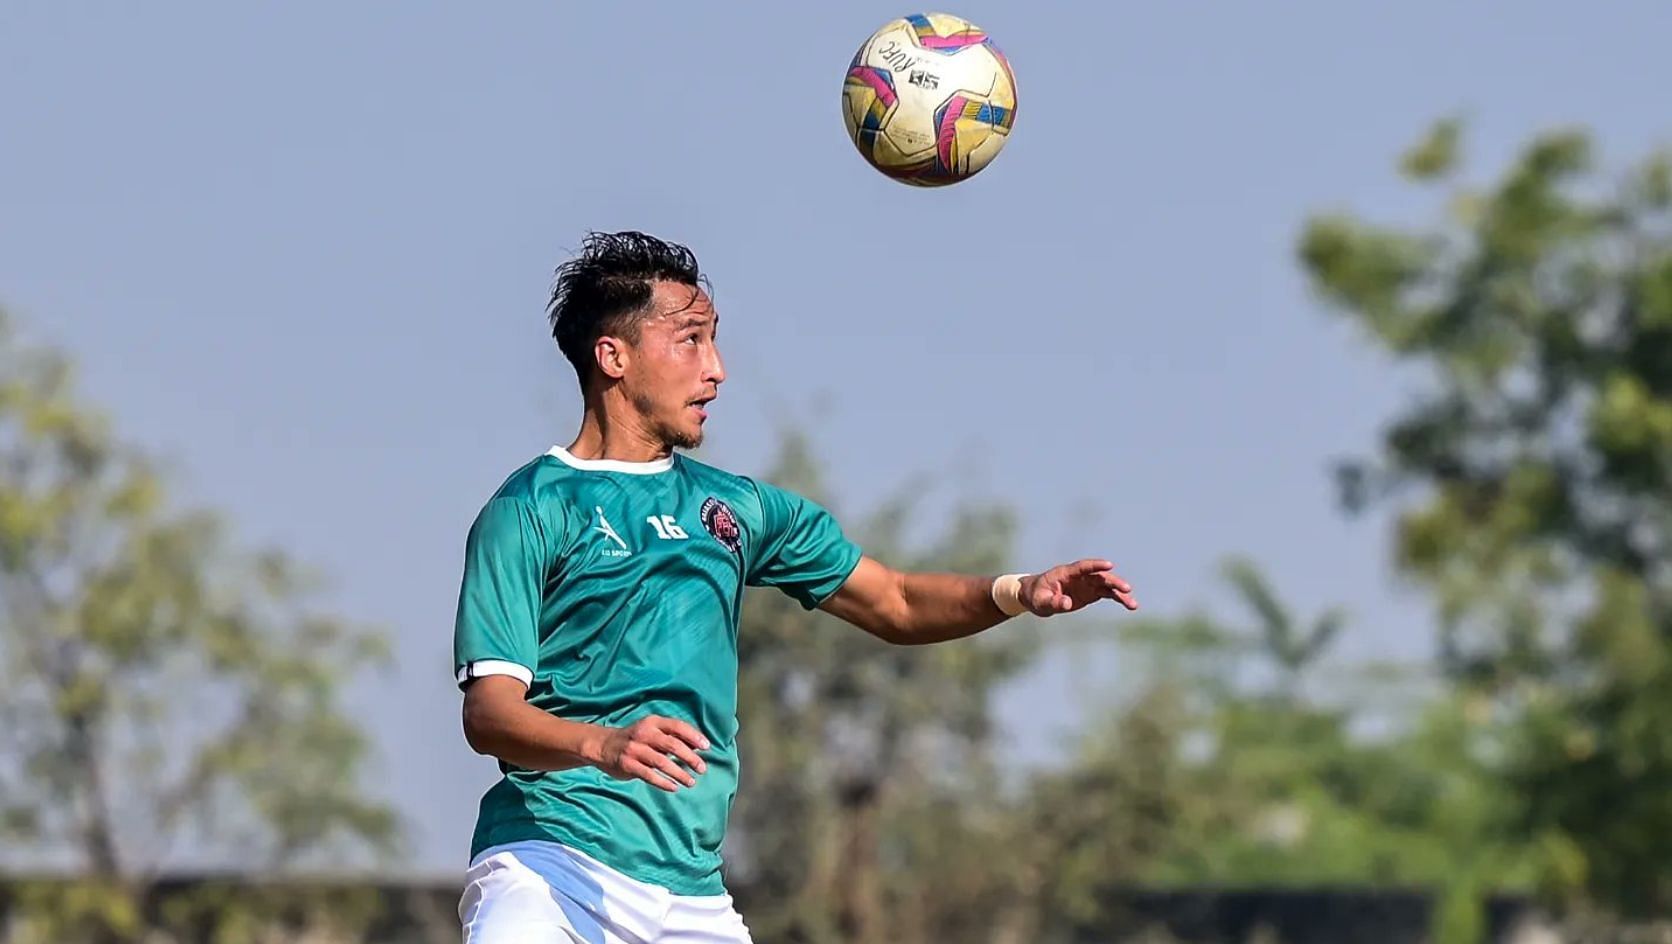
[
  {"x1": 746, "y1": 480, "x2": 863, "y2": 610},
  {"x1": 453, "y1": 497, "x2": 557, "y2": 689}
]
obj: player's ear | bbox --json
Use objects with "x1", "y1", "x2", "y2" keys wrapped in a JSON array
[{"x1": 594, "y1": 335, "x2": 629, "y2": 380}]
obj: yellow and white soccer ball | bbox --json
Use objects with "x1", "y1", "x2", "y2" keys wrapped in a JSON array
[{"x1": 841, "y1": 12, "x2": 1018, "y2": 187}]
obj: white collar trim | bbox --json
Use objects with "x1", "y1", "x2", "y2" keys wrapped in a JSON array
[{"x1": 547, "y1": 445, "x2": 675, "y2": 475}]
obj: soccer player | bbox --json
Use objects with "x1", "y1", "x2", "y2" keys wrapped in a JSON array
[{"x1": 453, "y1": 231, "x2": 1138, "y2": 943}]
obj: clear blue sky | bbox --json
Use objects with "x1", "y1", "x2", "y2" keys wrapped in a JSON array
[{"x1": 2, "y1": 2, "x2": 1666, "y2": 877}]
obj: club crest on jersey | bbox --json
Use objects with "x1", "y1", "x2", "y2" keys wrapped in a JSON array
[{"x1": 700, "y1": 497, "x2": 742, "y2": 554}]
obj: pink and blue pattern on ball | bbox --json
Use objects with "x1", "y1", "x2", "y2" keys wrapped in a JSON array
[
  {"x1": 844, "y1": 65, "x2": 898, "y2": 154},
  {"x1": 904, "y1": 13, "x2": 988, "y2": 51},
  {"x1": 933, "y1": 95, "x2": 1015, "y2": 175}
]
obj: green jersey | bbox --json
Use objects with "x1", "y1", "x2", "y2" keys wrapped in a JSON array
[{"x1": 452, "y1": 446, "x2": 862, "y2": 896}]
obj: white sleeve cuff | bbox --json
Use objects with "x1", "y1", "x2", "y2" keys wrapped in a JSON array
[{"x1": 456, "y1": 659, "x2": 534, "y2": 688}]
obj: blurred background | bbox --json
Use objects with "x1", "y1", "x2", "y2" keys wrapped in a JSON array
[{"x1": 2, "y1": 3, "x2": 1669, "y2": 942}]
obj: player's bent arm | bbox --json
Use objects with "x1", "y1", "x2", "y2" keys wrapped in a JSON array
[
  {"x1": 461, "y1": 676, "x2": 713, "y2": 792},
  {"x1": 461, "y1": 676, "x2": 603, "y2": 772},
  {"x1": 818, "y1": 556, "x2": 1008, "y2": 645}
]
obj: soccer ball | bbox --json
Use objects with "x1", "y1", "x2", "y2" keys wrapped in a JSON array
[{"x1": 840, "y1": 13, "x2": 1018, "y2": 187}]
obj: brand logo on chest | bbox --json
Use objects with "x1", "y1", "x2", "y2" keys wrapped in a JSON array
[{"x1": 592, "y1": 506, "x2": 632, "y2": 558}]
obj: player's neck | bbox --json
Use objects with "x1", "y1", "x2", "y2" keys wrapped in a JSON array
[{"x1": 567, "y1": 407, "x2": 672, "y2": 464}]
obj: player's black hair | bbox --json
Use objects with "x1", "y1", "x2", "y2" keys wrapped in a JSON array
[{"x1": 547, "y1": 230, "x2": 709, "y2": 388}]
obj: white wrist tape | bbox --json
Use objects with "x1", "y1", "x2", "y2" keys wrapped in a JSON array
[{"x1": 991, "y1": 573, "x2": 1029, "y2": 617}]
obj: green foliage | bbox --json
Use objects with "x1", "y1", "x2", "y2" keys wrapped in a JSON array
[
  {"x1": 1299, "y1": 120, "x2": 1672, "y2": 917},
  {"x1": 0, "y1": 310, "x2": 399, "y2": 941},
  {"x1": 1023, "y1": 682, "x2": 1194, "y2": 931},
  {"x1": 1014, "y1": 555, "x2": 1568, "y2": 944},
  {"x1": 1218, "y1": 556, "x2": 1345, "y2": 688},
  {"x1": 1401, "y1": 117, "x2": 1463, "y2": 181}
]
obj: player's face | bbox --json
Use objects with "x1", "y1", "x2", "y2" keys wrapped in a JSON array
[{"x1": 622, "y1": 282, "x2": 725, "y2": 450}]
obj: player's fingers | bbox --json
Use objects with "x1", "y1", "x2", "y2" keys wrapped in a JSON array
[
  {"x1": 1098, "y1": 572, "x2": 1133, "y2": 594},
  {"x1": 655, "y1": 717, "x2": 712, "y2": 752},
  {"x1": 652, "y1": 751, "x2": 698, "y2": 788},
  {"x1": 1086, "y1": 575, "x2": 1137, "y2": 607},
  {"x1": 634, "y1": 746, "x2": 697, "y2": 789},
  {"x1": 622, "y1": 757, "x2": 681, "y2": 793},
  {"x1": 1098, "y1": 584, "x2": 1132, "y2": 605},
  {"x1": 1068, "y1": 558, "x2": 1113, "y2": 576},
  {"x1": 656, "y1": 734, "x2": 708, "y2": 775}
]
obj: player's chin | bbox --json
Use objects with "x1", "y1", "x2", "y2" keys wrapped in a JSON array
[{"x1": 667, "y1": 420, "x2": 705, "y2": 450}]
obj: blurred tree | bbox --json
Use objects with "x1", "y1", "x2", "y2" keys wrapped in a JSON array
[
  {"x1": 725, "y1": 431, "x2": 1037, "y2": 944},
  {"x1": 0, "y1": 310, "x2": 400, "y2": 942},
  {"x1": 1218, "y1": 556, "x2": 1344, "y2": 698},
  {"x1": 1300, "y1": 120, "x2": 1672, "y2": 916},
  {"x1": 1037, "y1": 559, "x2": 1539, "y2": 944},
  {"x1": 1017, "y1": 680, "x2": 1195, "y2": 942}
]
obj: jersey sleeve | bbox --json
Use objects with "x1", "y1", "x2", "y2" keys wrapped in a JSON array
[
  {"x1": 746, "y1": 480, "x2": 863, "y2": 609},
  {"x1": 453, "y1": 496, "x2": 558, "y2": 689}
]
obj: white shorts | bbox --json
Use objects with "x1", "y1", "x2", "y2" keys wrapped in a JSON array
[{"x1": 458, "y1": 840, "x2": 754, "y2": 944}]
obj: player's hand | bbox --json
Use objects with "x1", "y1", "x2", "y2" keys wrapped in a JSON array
[
  {"x1": 1020, "y1": 559, "x2": 1138, "y2": 616},
  {"x1": 594, "y1": 715, "x2": 711, "y2": 792}
]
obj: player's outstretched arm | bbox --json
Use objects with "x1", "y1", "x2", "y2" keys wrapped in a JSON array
[
  {"x1": 818, "y1": 556, "x2": 1138, "y2": 646},
  {"x1": 462, "y1": 676, "x2": 710, "y2": 792}
]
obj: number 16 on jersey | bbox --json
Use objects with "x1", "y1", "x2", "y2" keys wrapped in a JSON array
[{"x1": 647, "y1": 515, "x2": 687, "y2": 540}]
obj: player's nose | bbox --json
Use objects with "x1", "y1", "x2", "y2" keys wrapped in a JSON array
[{"x1": 704, "y1": 347, "x2": 726, "y2": 386}]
